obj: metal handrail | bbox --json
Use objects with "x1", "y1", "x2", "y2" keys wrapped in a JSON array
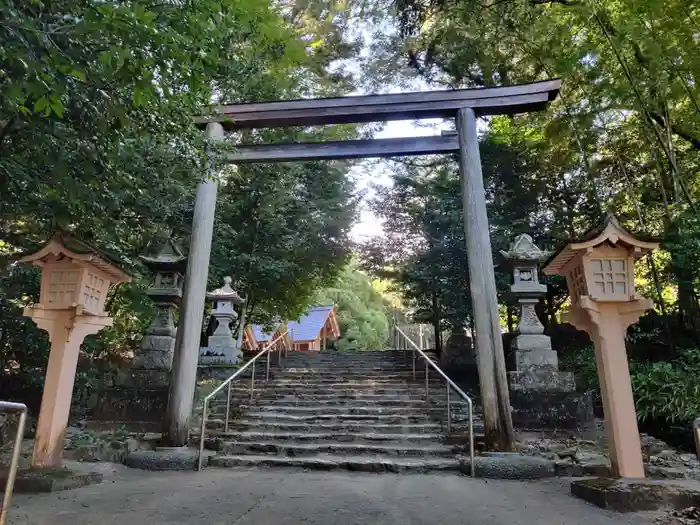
[
  {"x1": 394, "y1": 326, "x2": 475, "y2": 478},
  {"x1": 197, "y1": 330, "x2": 290, "y2": 471},
  {"x1": 0, "y1": 401, "x2": 28, "y2": 525}
]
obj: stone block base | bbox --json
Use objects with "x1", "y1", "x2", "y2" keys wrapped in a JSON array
[
  {"x1": 510, "y1": 390, "x2": 594, "y2": 430},
  {"x1": 90, "y1": 386, "x2": 169, "y2": 432},
  {"x1": 117, "y1": 369, "x2": 170, "y2": 389},
  {"x1": 0, "y1": 467, "x2": 103, "y2": 493},
  {"x1": 124, "y1": 447, "x2": 200, "y2": 471},
  {"x1": 440, "y1": 333, "x2": 477, "y2": 381},
  {"x1": 571, "y1": 477, "x2": 700, "y2": 512},
  {"x1": 509, "y1": 370, "x2": 575, "y2": 392},
  {"x1": 197, "y1": 364, "x2": 240, "y2": 382}
]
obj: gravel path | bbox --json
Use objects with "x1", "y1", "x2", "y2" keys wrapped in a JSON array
[{"x1": 6, "y1": 463, "x2": 659, "y2": 525}]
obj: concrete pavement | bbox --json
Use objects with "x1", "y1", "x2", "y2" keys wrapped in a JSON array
[{"x1": 6, "y1": 463, "x2": 657, "y2": 524}]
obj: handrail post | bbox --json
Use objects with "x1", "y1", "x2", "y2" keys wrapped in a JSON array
[
  {"x1": 0, "y1": 402, "x2": 27, "y2": 525},
  {"x1": 468, "y1": 399, "x2": 475, "y2": 478},
  {"x1": 412, "y1": 346, "x2": 416, "y2": 379},
  {"x1": 266, "y1": 350, "x2": 271, "y2": 382},
  {"x1": 694, "y1": 417, "x2": 700, "y2": 463},
  {"x1": 425, "y1": 361, "x2": 429, "y2": 402},
  {"x1": 394, "y1": 326, "x2": 475, "y2": 479},
  {"x1": 197, "y1": 398, "x2": 208, "y2": 471},
  {"x1": 250, "y1": 365, "x2": 255, "y2": 401},
  {"x1": 446, "y1": 384, "x2": 451, "y2": 435},
  {"x1": 195, "y1": 330, "x2": 289, "y2": 474},
  {"x1": 224, "y1": 382, "x2": 232, "y2": 433}
]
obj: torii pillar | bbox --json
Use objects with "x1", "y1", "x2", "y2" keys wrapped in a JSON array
[{"x1": 162, "y1": 122, "x2": 224, "y2": 446}]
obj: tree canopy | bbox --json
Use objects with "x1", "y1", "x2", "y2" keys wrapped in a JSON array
[{"x1": 0, "y1": 0, "x2": 364, "y2": 406}]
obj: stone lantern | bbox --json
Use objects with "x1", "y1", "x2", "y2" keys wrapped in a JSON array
[
  {"x1": 202, "y1": 277, "x2": 245, "y2": 364},
  {"x1": 543, "y1": 216, "x2": 659, "y2": 478},
  {"x1": 19, "y1": 234, "x2": 130, "y2": 467},
  {"x1": 132, "y1": 240, "x2": 186, "y2": 378},
  {"x1": 91, "y1": 240, "x2": 185, "y2": 431},
  {"x1": 501, "y1": 234, "x2": 572, "y2": 380},
  {"x1": 501, "y1": 234, "x2": 587, "y2": 430}
]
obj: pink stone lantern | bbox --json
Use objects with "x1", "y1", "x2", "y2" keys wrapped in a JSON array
[
  {"x1": 19, "y1": 234, "x2": 130, "y2": 467},
  {"x1": 543, "y1": 216, "x2": 658, "y2": 478}
]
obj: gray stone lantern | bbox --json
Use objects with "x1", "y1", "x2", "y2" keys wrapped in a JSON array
[
  {"x1": 132, "y1": 240, "x2": 187, "y2": 379},
  {"x1": 501, "y1": 234, "x2": 550, "y2": 350},
  {"x1": 91, "y1": 239, "x2": 186, "y2": 430},
  {"x1": 500, "y1": 234, "x2": 591, "y2": 430},
  {"x1": 204, "y1": 277, "x2": 245, "y2": 364}
]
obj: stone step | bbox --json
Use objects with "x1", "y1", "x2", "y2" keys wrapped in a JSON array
[
  {"x1": 223, "y1": 421, "x2": 445, "y2": 434},
  {"x1": 222, "y1": 413, "x2": 435, "y2": 424},
  {"x1": 208, "y1": 453, "x2": 461, "y2": 473},
  {"x1": 226, "y1": 385, "x2": 456, "y2": 394},
  {"x1": 222, "y1": 393, "x2": 455, "y2": 403},
  {"x1": 202, "y1": 430, "x2": 445, "y2": 444},
  {"x1": 206, "y1": 417, "x2": 483, "y2": 434},
  {"x1": 236, "y1": 405, "x2": 477, "y2": 417},
  {"x1": 268, "y1": 375, "x2": 446, "y2": 382},
  {"x1": 213, "y1": 397, "x2": 471, "y2": 409},
  {"x1": 206, "y1": 440, "x2": 463, "y2": 458},
  {"x1": 241, "y1": 380, "x2": 449, "y2": 389},
  {"x1": 280, "y1": 365, "x2": 415, "y2": 370}
]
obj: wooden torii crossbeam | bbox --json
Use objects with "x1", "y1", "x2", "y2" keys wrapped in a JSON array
[
  {"x1": 163, "y1": 79, "x2": 562, "y2": 451},
  {"x1": 195, "y1": 79, "x2": 560, "y2": 163}
]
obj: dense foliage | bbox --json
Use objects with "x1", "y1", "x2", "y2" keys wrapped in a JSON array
[
  {"x1": 315, "y1": 264, "x2": 392, "y2": 351},
  {"x1": 378, "y1": 0, "x2": 700, "y2": 335},
  {"x1": 356, "y1": 0, "x2": 700, "y2": 435},
  {"x1": 0, "y1": 0, "x2": 363, "y2": 408}
]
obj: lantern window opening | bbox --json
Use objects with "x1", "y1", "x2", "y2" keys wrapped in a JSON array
[
  {"x1": 569, "y1": 265, "x2": 586, "y2": 303},
  {"x1": 47, "y1": 269, "x2": 79, "y2": 306},
  {"x1": 590, "y1": 258, "x2": 628, "y2": 298}
]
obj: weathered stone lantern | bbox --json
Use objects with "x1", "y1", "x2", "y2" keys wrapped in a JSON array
[
  {"x1": 501, "y1": 234, "x2": 587, "y2": 430},
  {"x1": 202, "y1": 277, "x2": 245, "y2": 364},
  {"x1": 543, "y1": 216, "x2": 658, "y2": 478},
  {"x1": 133, "y1": 240, "x2": 186, "y2": 378},
  {"x1": 19, "y1": 234, "x2": 130, "y2": 467},
  {"x1": 91, "y1": 240, "x2": 185, "y2": 431}
]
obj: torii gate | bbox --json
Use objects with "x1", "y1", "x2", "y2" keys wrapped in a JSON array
[{"x1": 162, "y1": 79, "x2": 562, "y2": 449}]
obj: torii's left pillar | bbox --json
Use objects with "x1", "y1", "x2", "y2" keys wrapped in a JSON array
[{"x1": 163, "y1": 122, "x2": 224, "y2": 446}]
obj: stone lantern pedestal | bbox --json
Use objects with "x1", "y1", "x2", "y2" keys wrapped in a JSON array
[
  {"x1": 91, "y1": 240, "x2": 185, "y2": 431},
  {"x1": 502, "y1": 234, "x2": 593, "y2": 430},
  {"x1": 19, "y1": 235, "x2": 130, "y2": 467},
  {"x1": 544, "y1": 216, "x2": 659, "y2": 478}
]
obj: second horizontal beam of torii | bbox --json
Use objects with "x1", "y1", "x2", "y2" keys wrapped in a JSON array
[{"x1": 223, "y1": 135, "x2": 459, "y2": 163}]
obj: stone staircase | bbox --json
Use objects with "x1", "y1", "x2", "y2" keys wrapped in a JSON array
[{"x1": 201, "y1": 350, "x2": 483, "y2": 473}]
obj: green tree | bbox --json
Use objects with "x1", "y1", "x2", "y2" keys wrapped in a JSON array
[
  {"x1": 0, "y1": 0, "x2": 363, "y2": 408},
  {"x1": 315, "y1": 264, "x2": 392, "y2": 350}
]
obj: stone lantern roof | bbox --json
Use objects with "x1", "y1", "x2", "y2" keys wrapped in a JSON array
[
  {"x1": 206, "y1": 276, "x2": 244, "y2": 304},
  {"x1": 500, "y1": 233, "x2": 549, "y2": 265},
  {"x1": 139, "y1": 239, "x2": 187, "y2": 272},
  {"x1": 18, "y1": 233, "x2": 131, "y2": 282},
  {"x1": 542, "y1": 215, "x2": 659, "y2": 276}
]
